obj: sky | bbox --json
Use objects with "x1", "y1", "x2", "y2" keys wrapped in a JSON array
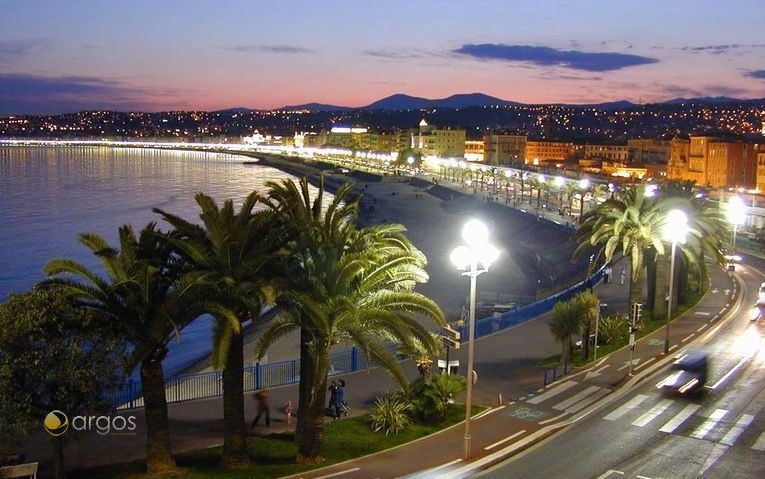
[{"x1": 1, "y1": 0, "x2": 765, "y2": 115}]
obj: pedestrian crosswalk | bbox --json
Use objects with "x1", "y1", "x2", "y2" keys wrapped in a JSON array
[{"x1": 601, "y1": 395, "x2": 764, "y2": 451}]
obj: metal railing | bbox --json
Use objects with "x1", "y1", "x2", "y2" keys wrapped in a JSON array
[{"x1": 112, "y1": 267, "x2": 603, "y2": 410}]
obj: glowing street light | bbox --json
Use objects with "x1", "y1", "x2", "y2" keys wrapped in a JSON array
[
  {"x1": 645, "y1": 184, "x2": 658, "y2": 198},
  {"x1": 554, "y1": 176, "x2": 565, "y2": 188},
  {"x1": 727, "y1": 196, "x2": 746, "y2": 255},
  {"x1": 451, "y1": 219, "x2": 499, "y2": 460},
  {"x1": 662, "y1": 209, "x2": 688, "y2": 354}
]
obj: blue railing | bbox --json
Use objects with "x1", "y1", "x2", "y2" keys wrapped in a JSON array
[{"x1": 112, "y1": 267, "x2": 604, "y2": 410}]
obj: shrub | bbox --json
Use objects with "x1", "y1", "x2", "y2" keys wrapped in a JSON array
[
  {"x1": 408, "y1": 374, "x2": 466, "y2": 424},
  {"x1": 599, "y1": 315, "x2": 628, "y2": 346},
  {"x1": 369, "y1": 396, "x2": 411, "y2": 435}
]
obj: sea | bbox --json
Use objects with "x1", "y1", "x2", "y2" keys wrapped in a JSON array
[{"x1": 0, "y1": 146, "x2": 322, "y2": 377}]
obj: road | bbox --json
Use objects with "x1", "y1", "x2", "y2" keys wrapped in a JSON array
[{"x1": 476, "y1": 263, "x2": 765, "y2": 479}]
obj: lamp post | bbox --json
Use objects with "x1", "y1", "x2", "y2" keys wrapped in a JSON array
[
  {"x1": 451, "y1": 219, "x2": 499, "y2": 460},
  {"x1": 578, "y1": 178, "x2": 590, "y2": 218},
  {"x1": 727, "y1": 195, "x2": 746, "y2": 255},
  {"x1": 662, "y1": 209, "x2": 688, "y2": 354}
]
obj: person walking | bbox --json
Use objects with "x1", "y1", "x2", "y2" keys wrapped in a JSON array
[
  {"x1": 604, "y1": 265, "x2": 612, "y2": 284},
  {"x1": 619, "y1": 266, "x2": 626, "y2": 286},
  {"x1": 251, "y1": 389, "x2": 271, "y2": 428},
  {"x1": 333, "y1": 379, "x2": 346, "y2": 420},
  {"x1": 328, "y1": 380, "x2": 337, "y2": 412}
]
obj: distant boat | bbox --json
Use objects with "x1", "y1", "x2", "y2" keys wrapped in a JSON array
[{"x1": 242, "y1": 160, "x2": 260, "y2": 165}]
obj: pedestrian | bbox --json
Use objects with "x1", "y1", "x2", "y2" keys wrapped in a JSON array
[
  {"x1": 328, "y1": 380, "x2": 338, "y2": 412},
  {"x1": 251, "y1": 389, "x2": 271, "y2": 428},
  {"x1": 619, "y1": 267, "x2": 626, "y2": 286},
  {"x1": 333, "y1": 379, "x2": 346, "y2": 420},
  {"x1": 283, "y1": 400, "x2": 293, "y2": 425},
  {"x1": 604, "y1": 265, "x2": 612, "y2": 284}
]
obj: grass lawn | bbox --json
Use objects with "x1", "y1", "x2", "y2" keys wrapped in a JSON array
[{"x1": 70, "y1": 405, "x2": 484, "y2": 479}]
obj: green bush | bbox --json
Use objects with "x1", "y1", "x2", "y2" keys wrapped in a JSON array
[
  {"x1": 368, "y1": 396, "x2": 411, "y2": 435},
  {"x1": 408, "y1": 374, "x2": 466, "y2": 424},
  {"x1": 599, "y1": 315, "x2": 628, "y2": 345}
]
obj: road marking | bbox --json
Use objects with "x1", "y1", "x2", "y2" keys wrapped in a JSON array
[
  {"x1": 538, "y1": 412, "x2": 569, "y2": 425},
  {"x1": 721, "y1": 414, "x2": 754, "y2": 446},
  {"x1": 699, "y1": 443, "x2": 728, "y2": 476},
  {"x1": 604, "y1": 394, "x2": 649, "y2": 421},
  {"x1": 314, "y1": 467, "x2": 361, "y2": 479},
  {"x1": 596, "y1": 470, "x2": 624, "y2": 479},
  {"x1": 566, "y1": 387, "x2": 610, "y2": 413},
  {"x1": 709, "y1": 356, "x2": 750, "y2": 389},
  {"x1": 484, "y1": 429, "x2": 526, "y2": 450},
  {"x1": 636, "y1": 476, "x2": 652, "y2": 479},
  {"x1": 681, "y1": 333, "x2": 695, "y2": 342},
  {"x1": 690, "y1": 408, "x2": 728, "y2": 439},
  {"x1": 669, "y1": 345, "x2": 678, "y2": 352},
  {"x1": 634, "y1": 357, "x2": 656, "y2": 371},
  {"x1": 694, "y1": 311, "x2": 711, "y2": 316},
  {"x1": 632, "y1": 399, "x2": 673, "y2": 427},
  {"x1": 585, "y1": 364, "x2": 610, "y2": 380},
  {"x1": 410, "y1": 458, "x2": 462, "y2": 477},
  {"x1": 752, "y1": 431, "x2": 765, "y2": 451},
  {"x1": 475, "y1": 404, "x2": 507, "y2": 419},
  {"x1": 696, "y1": 323, "x2": 708, "y2": 332},
  {"x1": 659, "y1": 404, "x2": 701, "y2": 433},
  {"x1": 553, "y1": 386, "x2": 602, "y2": 411},
  {"x1": 618, "y1": 358, "x2": 641, "y2": 371},
  {"x1": 528, "y1": 380, "x2": 577, "y2": 404}
]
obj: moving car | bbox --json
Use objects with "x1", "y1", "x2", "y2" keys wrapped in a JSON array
[{"x1": 656, "y1": 350, "x2": 708, "y2": 396}]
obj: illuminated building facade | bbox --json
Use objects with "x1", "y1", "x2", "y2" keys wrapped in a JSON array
[{"x1": 483, "y1": 134, "x2": 526, "y2": 166}]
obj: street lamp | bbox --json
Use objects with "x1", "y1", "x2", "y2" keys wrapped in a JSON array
[
  {"x1": 662, "y1": 209, "x2": 688, "y2": 354},
  {"x1": 451, "y1": 219, "x2": 499, "y2": 460},
  {"x1": 727, "y1": 195, "x2": 746, "y2": 255}
]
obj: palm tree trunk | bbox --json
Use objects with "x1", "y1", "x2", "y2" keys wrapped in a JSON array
[
  {"x1": 223, "y1": 330, "x2": 249, "y2": 467},
  {"x1": 140, "y1": 357, "x2": 177, "y2": 474},
  {"x1": 52, "y1": 437, "x2": 66, "y2": 479},
  {"x1": 629, "y1": 263, "x2": 645, "y2": 310},
  {"x1": 296, "y1": 328, "x2": 329, "y2": 463},
  {"x1": 653, "y1": 252, "x2": 669, "y2": 320}
]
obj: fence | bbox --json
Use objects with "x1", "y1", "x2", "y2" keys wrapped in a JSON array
[{"x1": 112, "y1": 266, "x2": 604, "y2": 410}]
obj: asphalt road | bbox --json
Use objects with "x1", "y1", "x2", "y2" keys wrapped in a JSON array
[{"x1": 476, "y1": 264, "x2": 765, "y2": 479}]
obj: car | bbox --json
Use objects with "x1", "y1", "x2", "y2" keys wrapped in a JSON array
[
  {"x1": 656, "y1": 350, "x2": 708, "y2": 396},
  {"x1": 750, "y1": 302, "x2": 765, "y2": 321}
]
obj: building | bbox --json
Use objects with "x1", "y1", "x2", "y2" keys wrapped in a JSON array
[
  {"x1": 669, "y1": 135, "x2": 758, "y2": 187},
  {"x1": 627, "y1": 139, "x2": 672, "y2": 164},
  {"x1": 411, "y1": 120, "x2": 466, "y2": 158},
  {"x1": 483, "y1": 134, "x2": 526, "y2": 166},
  {"x1": 758, "y1": 151, "x2": 765, "y2": 192},
  {"x1": 525, "y1": 140, "x2": 575, "y2": 165},
  {"x1": 667, "y1": 137, "x2": 690, "y2": 180},
  {"x1": 464, "y1": 140, "x2": 484, "y2": 162},
  {"x1": 584, "y1": 144, "x2": 629, "y2": 163}
]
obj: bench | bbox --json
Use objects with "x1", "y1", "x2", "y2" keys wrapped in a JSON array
[{"x1": 0, "y1": 462, "x2": 38, "y2": 478}]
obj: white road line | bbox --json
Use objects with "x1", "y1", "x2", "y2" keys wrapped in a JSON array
[
  {"x1": 721, "y1": 414, "x2": 754, "y2": 446},
  {"x1": 634, "y1": 357, "x2": 657, "y2": 371},
  {"x1": 636, "y1": 476, "x2": 652, "y2": 479},
  {"x1": 553, "y1": 386, "x2": 602, "y2": 411},
  {"x1": 604, "y1": 394, "x2": 649, "y2": 421},
  {"x1": 528, "y1": 380, "x2": 577, "y2": 404},
  {"x1": 484, "y1": 429, "x2": 526, "y2": 450},
  {"x1": 696, "y1": 323, "x2": 708, "y2": 332},
  {"x1": 669, "y1": 344, "x2": 678, "y2": 352},
  {"x1": 412, "y1": 459, "x2": 462, "y2": 477},
  {"x1": 475, "y1": 404, "x2": 507, "y2": 419},
  {"x1": 659, "y1": 404, "x2": 701, "y2": 433},
  {"x1": 709, "y1": 356, "x2": 750, "y2": 389},
  {"x1": 566, "y1": 388, "x2": 610, "y2": 413},
  {"x1": 690, "y1": 408, "x2": 728, "y2": 439},
  {"x1": 681, "y1": 333, "x2": 695, "y2": 342},
  {"x1": 538, "y1": 412, "x2": 570, "y2": 425},
  {"x1": 632, "y1": 399, "x2": 674, "y2": 427},
  {"x1": 314, "y1": 467, "x2": 361, "y2": 479},
  {"x1": 596, "y1": 470, "x2": 624, "y2": 479},
  {"x1": 694, "y1": 311, "x2": 711, "y2": 316},
  {"x1": 752, "y1": 431, "x2": 765, "y2": 451}
]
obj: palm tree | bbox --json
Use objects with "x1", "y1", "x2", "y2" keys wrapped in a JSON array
[
  {"x1": 527, "y1": 176, "x2": 545, "y2": 210},
  {"x1": 44, "y1": 224, "x2": 214, "y2": 474},
  {"x1": 257, "y1": 177, "x2": 445, "y2": 463},
  {"x1": 573, "y1": 291, "x2": 599, "y2": 359},
  {"x1": 573, "y1": 185, "x2": 666, "y2": 305},
  {"x1": 154, "y1": 191, "x2": 277, "y2": 467},
  {"x1": 549, "y1": 299, "x2": 580, "y2": 364}
]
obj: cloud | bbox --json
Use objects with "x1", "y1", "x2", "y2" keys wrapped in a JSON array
[
  {"x1": 0, "y1": 73, "x2": 190, "y2": 115},
  {"x1": 746, "y1": 69, "x2": 765, "y2": 79},
  {"x1": 0, "y1": 39, "x2": 49, "y2": 66},
  {"x1": 681, "y1": 44, "x2": 765, "y2": 55},
  {"x1": 364, "y1": 49, "x2": 425, "y2": 60},
  {"x1": 452, "y1": 44, "x2": 658, "y2": 71},
  {"x1": 217, "y1": 44, "x2": 315, "y2": 54}
]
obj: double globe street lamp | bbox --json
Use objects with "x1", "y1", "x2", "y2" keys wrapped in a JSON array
[
  {"x1": 451, "y1": 219, "x2": 500, "y2": 460},
  {"x1": 662, "y1": 209, "x2": 689, "y2": 354}
]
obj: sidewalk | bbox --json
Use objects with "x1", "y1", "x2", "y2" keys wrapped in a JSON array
[{"x1": 284, "y1": 265, "x2": 739, "y2": 479}]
